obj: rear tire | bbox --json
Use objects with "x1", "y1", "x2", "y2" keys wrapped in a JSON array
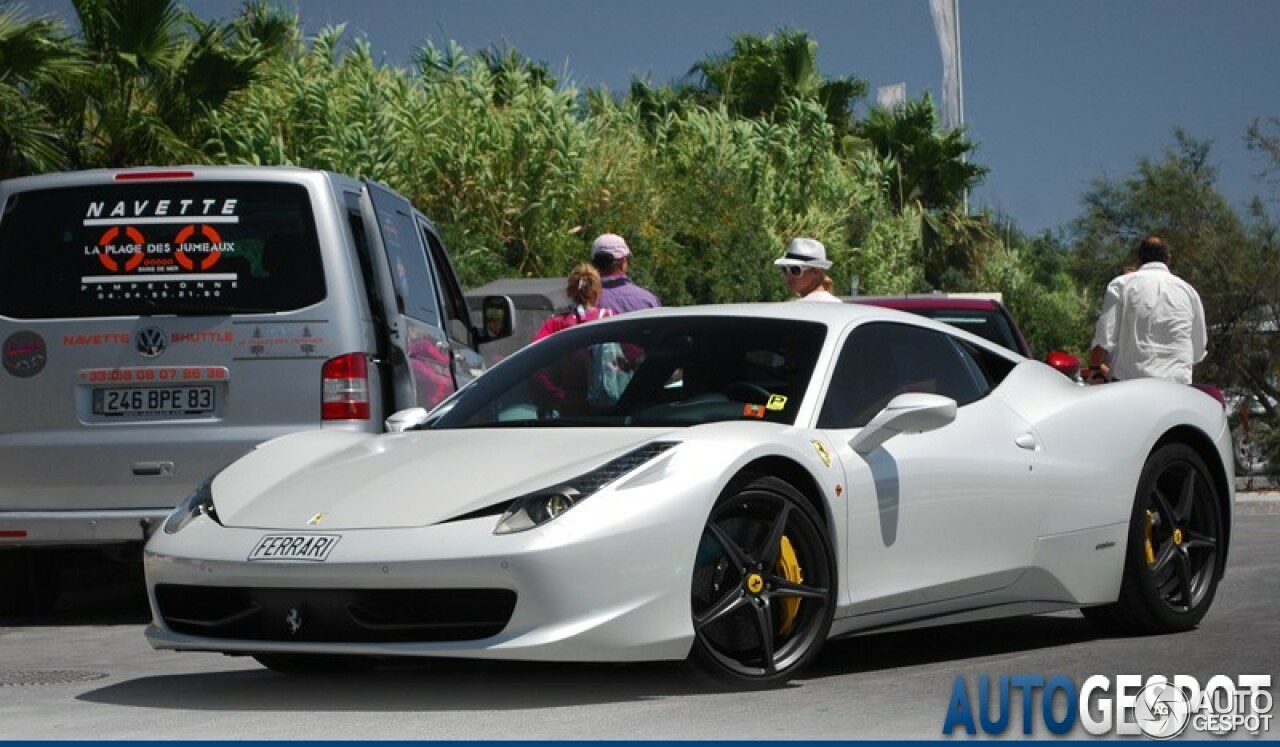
[
  {"x1": 1083, "y1": 443, "x2": 1223, "y2": 634},
  {"x1": 688, "y1": 474, "x2": 835, "y2": 689}
]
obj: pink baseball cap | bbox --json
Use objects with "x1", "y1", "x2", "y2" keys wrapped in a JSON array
[{"x1": 591, "y1": 233, "x2": 631, "y2": 260}]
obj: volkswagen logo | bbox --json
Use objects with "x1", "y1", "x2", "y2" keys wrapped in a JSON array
[{"x1": 134, "y1": 327, "x2": 167, "y2": 358}]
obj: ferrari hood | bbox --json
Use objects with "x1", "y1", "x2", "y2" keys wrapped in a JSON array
[{"x1": 211, "y1": 427, "x2": 678, "y2": 530}]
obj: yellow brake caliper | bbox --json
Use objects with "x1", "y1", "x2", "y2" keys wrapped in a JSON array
[
  {"x1": 1144, "y1": 510, "x2": 1156, "y2": 567},
  {"x1": 776, "y1": 535, "x2": 804, "y2": 635}
]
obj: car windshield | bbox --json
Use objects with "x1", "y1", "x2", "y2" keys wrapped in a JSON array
[
  {"x1": 433, "y1": 316, "x2": 827, "y2": 429},
  {"x1": 913, "y1": 309, "x2": 1023, "y2": 356}
]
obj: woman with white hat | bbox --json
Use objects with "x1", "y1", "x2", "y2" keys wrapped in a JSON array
[{"x1": 775, "y1": 237, "x2": 840, "y2": 302}]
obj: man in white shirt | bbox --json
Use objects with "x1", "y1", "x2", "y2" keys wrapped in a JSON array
[{"x1": 1088, "y1": 235, "x2": 1207, "y2": 385}]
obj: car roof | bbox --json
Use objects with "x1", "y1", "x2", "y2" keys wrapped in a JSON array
[
  {"x1": 847, "y1": 294, "x2": 1005, "y2": 311},
  {"x1": 0, "y1": 165, "x2": 348, "y2": 192},
  {"x1": 466, "y1": 277, "x2": 567, "y2": 298},
  {"x1": 608, "y1": 300, "x2": 973, "y2": 328},
  {"x1": 589, "y1": 302, "x2": 1025, "y2": 362}
]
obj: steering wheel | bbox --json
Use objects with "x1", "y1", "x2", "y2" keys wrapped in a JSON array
[{"x1": 722, "y1": 381, "x2": 771, "y2": 403}]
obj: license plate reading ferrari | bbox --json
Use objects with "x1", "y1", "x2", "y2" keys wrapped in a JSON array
[
  {"x1": 92, "y1": 386, "x2": 215, "y2": 417},
  {"x1": 248, "y1": 534, "x2": 341, "y2": 562}
]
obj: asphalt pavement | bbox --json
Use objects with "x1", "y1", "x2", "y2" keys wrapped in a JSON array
[
  {"x1": 3, "y1": 514, "x2": 1277, "y2": 739},
  {"x1": 1236, "y1": 476, "x2": 1280, "y2": 508}
]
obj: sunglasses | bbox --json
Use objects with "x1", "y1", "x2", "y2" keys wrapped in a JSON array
[{"x1": 781, "y1": 265, "x2": 808, "y2": 277}]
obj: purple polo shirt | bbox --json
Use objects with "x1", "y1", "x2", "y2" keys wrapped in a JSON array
[{"x1": 599, "y1": 274, "x2": 661, "y2": 314}]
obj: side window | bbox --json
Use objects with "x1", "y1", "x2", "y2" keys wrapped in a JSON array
[
  {"x1": 818, "y1": 322, "x2": 988, "y2": 429},
  {"x1": 367, "y1": 184, "x2": 440, "y2": 326},
  {"x1": 956, "y1": 338, "x2": 1017, "y2": 388},
  {"x1": 343, "y1": 192, "x2": 383, "y2": 324},
  {"x1": 420, "y1": 220, "x2": 473, "y2": 343}
]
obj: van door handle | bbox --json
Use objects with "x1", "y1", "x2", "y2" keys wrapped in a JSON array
[{"x1": 132, "y1": 461, "x2": 174, "y2": 477}]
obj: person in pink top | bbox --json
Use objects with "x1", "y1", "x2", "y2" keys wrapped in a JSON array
[
  {"x1": 532, "y1": 264, "x2": 617, "y2": 416},
  {"x1": 532, "y1": 263, "x2": 613, "y2": 342}
]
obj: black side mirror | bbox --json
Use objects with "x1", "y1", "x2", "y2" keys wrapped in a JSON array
[{"x1": 480, "y1": 295, "x2": 515, "y2": 342}]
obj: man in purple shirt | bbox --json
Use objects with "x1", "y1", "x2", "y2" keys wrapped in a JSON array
[{"x1": 590, "y1": 233, "x2": 661, "y2": 314}]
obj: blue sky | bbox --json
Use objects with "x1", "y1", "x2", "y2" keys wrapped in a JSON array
[{"x1": 20, "y1": 0, "x2": 1280, "y2": 236}]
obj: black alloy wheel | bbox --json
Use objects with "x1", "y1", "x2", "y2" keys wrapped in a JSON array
[
  {"x1": 689, "y1": 474, "x2": 835, "y2": 688},
  {"x1": 1083, "y1": 443, "x2": 1223, "y2": 634}
]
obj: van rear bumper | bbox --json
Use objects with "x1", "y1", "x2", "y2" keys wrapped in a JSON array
[{"x1": 0, "y1": 510, "x2": 169, "y2": 548}]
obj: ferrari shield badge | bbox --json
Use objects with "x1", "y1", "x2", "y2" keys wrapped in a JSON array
[{"x1": 811, "y1": 439, "x2": 832, "y2": 468}]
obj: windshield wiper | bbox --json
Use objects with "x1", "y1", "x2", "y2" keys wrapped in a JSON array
[{"x1": 470, "y1": 417, "x2": 619, "y2": 428}]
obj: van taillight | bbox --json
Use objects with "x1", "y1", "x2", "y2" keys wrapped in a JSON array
[{"x1": 321, "y1": 353, "x2": 370, "y2": 420}]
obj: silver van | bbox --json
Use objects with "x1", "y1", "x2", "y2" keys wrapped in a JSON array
[{"x1": 0, "y1": 166, "x2": 506, "y2": 613}]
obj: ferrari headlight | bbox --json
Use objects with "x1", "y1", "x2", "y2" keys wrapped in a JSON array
[
  {"x1": 163, "y1": 473, "x2": 222, "y2": 535},
  {"x1": 493, "y1": 441, "x2": 678, "y2": 535},
  {"x1": 494, "y1": 487, "x2": 581, "y2": 534}
]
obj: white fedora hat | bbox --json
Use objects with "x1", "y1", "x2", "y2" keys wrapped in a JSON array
[{"x1": 774, "y1": 237, "x2": 833, "y2": 270}]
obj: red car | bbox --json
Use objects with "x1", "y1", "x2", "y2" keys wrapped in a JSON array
[{"x1": 848, "y1": 293, "x2": 1082, "y2": 379}]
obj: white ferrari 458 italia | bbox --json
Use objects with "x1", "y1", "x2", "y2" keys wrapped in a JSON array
[{"x1": 144, "y1": 302, "x2": 1233, "y2": 688}]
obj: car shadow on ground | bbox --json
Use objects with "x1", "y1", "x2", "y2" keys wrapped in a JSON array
[
  {"x1": 32, "y1": 560, "x2": 1111, "y2": 711},
  {"x1": 74, "y1": 614, "x2": 1106, "y2": 713},
  {"x1": 79, "y1": 658, "x2": 711, "y2": 711},
  {"x1": 805, "y1": 613, "x2": 1099, "y2": 680}
]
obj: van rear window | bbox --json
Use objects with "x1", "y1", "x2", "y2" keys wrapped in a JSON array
[{"x1": 0, "y1": 182, "x2": 324, "y2": 318}]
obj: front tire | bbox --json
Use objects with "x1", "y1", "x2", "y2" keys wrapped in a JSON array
[
  {"x1": 1084, "y1": 443, "x2": 1223, "y2": 634},
  {"x1": 688, "y1": 475, "x2": 835, "y2": 688}
]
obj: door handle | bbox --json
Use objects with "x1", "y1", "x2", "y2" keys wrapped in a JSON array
[{"x1": 132, "y1": 461, "x2": 174, "y2": 477}]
